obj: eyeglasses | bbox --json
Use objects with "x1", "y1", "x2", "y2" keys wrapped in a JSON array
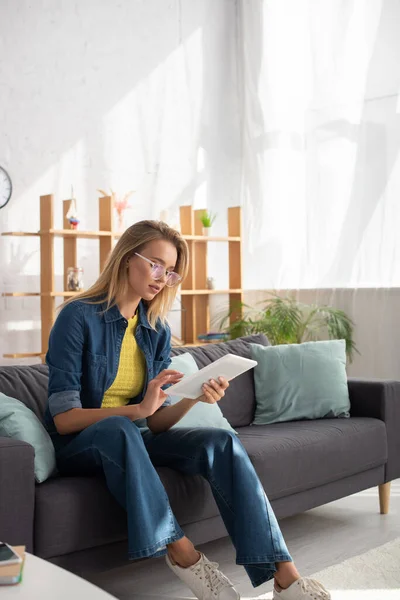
[{"x1": 134, "y1": 253, "x2": 182, "y2": 287}]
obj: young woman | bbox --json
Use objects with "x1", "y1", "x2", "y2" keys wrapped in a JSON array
[{"x1": 44, "y1": 220, "x2": 330, "y2": 600}]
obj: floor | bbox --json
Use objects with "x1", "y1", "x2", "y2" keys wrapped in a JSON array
[{"x1": 90, "y1": 479, "x2": 400, "y2": 600}]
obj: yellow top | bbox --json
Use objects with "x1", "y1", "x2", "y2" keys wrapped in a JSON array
[{"x1": 102, "y1": 314, "x2": 146, "y2": 408}]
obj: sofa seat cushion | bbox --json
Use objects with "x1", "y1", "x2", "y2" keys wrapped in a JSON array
[
  {"x1": 238, "y1": 417, "x2": 387, "y2": 500},
  {"x1": 34, "y1": 467, "x2": 218, "y2": 558}
]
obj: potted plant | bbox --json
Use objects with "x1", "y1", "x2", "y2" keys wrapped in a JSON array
[
  {"x1": 199, "y1": 210, "x2": 217, "y2": 235},
  {"x1": 216, "y1": 294, "x2": 359, "y2": 363}
]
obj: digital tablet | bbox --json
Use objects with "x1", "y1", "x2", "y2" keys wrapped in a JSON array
[{"x1": 166, "y1": 353, "x2": 258, "y2": 399}]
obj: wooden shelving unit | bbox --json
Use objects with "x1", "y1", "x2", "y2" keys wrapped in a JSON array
[
  {"x1": 2, "y1": 198, "x2": 243, "y2": 357},
  {"x1": 179, "y1": 205, "x2": 243, "y2": 344},
  {"x1": 2, "y1": 194, "x2": 114, "y2": 361}
]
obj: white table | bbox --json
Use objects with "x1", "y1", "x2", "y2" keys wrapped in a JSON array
[{"x1": 0, "y1": 553, "x2": 117, "y2": 599}]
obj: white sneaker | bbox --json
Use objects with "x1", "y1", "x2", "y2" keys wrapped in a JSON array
[
  {"x1": 166, "y1": 552, "x2": 240, "y2": 600},
  {"x1": 273, "y1": 577, "x2": 331, "y2": 600}
]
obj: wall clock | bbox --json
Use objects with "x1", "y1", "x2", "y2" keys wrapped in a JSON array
[{"x1": 0, "y1": 166, "x2": 12, "y2": 209}]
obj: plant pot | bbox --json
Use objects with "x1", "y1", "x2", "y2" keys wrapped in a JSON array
[{"x1": 202, "y1": 227, "x2": 211, "y2": 236}]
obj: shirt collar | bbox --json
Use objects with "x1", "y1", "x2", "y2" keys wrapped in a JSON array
[{"x1": 102, "y1": 299, "x2": 152, "y2": 328}]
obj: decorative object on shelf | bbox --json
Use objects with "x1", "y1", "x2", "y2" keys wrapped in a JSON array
[
  {"x1": 0, "y1": 166, "x2": 12, "y2": 209},
  {"x1": 206, "y1": 276, "x2": 216, "y2": 290},
  {"x1": 217, "y1": 294, "x2": 359, "y2": 363},
  {"x1": 197, "y1": 332, "x2": 230, "y2": 344},
  {"x1": 198, "y1": 210, "x2": 217, "y2": 235},
  {"x1": 65, "y1": 188, "x2": 80, "y2": 229},
  {"x1": 98, "y1": 188, "x2": 135, "y2": 232},
  {"x1": 67, "y1": 267, "x2": 84, "y2": 292}
]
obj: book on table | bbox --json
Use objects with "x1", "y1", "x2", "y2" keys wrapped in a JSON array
[{"x1": 0, "y1": 546, "x2": 26, "y2": 585}]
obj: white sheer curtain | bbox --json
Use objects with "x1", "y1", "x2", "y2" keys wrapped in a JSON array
[
  {"x1": 240, "y1": 0, "x2": 400, "y2": 289},
  {"x1": 238, "y1": 0, "x2": 400, "y2": 378}
]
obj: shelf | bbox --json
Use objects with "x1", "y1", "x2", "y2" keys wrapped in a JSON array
[
  {"x1": 2, "y1": 199, "x2": 243, "y2": 355},
  {"x1": 50, "y1": 291, "x2": 82, "y2": 297},
  {"x1": 3, "y1": 352, "x2": 45, "y2": 359},
  {"x1": 4, "y1": 289, "x2": 241, "y2": 297},
  {"x1": 43, "y1": 229, "x2": 114, "y2": 238},
  {"x1": 3, "y1": 292, "x2": 81, "y2": 298},
  {"x1": 2, "y1": 230, "x2": 114, "y2": 239},
  {"x1": 1, "y1": 231, "x2": 40, "y2": 237},
  {"x1": 2, "y1": 292, "x2": 41, "y2": 297},
  {"x1": 180, "y1": 289, "x2": 242, "y2": 295},
  {"x1": 182, "y1": 235, "x2": 240, "y2": 242},
  {"x1": 1, "y1": 231, "x2": 239, "y2": 242}
]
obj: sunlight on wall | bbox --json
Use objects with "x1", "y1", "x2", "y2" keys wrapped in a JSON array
[{"x1": 101, "y1": 27, "x2": 204, "y2": 221}]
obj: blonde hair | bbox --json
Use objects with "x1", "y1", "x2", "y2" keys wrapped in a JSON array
[{"x1": 63, "y1": 220, "x2": 189, "y2": 329}]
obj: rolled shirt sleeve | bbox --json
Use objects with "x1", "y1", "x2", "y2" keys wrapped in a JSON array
[{"x1": 46, "y1": 302, "x2": 84, "y2": 418}]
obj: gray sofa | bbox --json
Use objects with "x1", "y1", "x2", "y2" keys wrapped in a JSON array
[{"x1": 1, "y1": 334, "x2": 399, "y2": 577}]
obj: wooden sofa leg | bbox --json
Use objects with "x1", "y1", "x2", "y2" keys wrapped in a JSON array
[{"x1": 379, "y1": 482, "x2": 391, "y2": 514}]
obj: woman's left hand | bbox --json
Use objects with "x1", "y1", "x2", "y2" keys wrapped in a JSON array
[{"x1": 197, "y1": 376, "x2": 229, "y2": 404}]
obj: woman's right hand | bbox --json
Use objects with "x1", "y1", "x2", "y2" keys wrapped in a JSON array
[{"x1": 138, "y1": 369, "x2": 183, "y2": 419}]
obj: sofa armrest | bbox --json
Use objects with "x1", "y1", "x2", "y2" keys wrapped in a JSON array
[
  {"x1": 348, "y1": 379, "x2": 400, "y2": 482},
  {"x1": 0, "y1": 437, "x2": 35, "y2": 551}
]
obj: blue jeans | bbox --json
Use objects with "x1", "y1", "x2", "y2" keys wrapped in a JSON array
[{"x1": 53, "y1": 417, "x2": 292, "y2": 588}]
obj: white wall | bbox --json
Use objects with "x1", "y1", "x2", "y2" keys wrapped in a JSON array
[{"x1": 0, "y1": 0, "x2": 241, "y2": 362}]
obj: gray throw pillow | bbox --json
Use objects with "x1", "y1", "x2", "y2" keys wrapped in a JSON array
[
  {"x1": 0, "y1": 392, "x2": 57, "y2": 483},
  {"x1": 251, "y1": 340, "x2": 350, "y2": 425}
]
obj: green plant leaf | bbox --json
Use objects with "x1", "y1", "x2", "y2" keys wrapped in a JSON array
[
  {"x1": 199, "y1": 210, "x2": 217, "y2": 228},
  {"x1": 216, "y1": 295, "x2": 359, "y2": 362}
]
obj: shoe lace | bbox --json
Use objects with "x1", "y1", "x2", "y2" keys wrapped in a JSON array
[
  {"x1": 193, "y1": 558, "x2": 233, "y2": 597},
  {"x1": 299, "y1": 578, "x2": 330, "y2": 599}
]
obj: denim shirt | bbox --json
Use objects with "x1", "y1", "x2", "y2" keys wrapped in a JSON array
[{"x1": 44, "y1": 299, "x2": 172, "y2": 437}]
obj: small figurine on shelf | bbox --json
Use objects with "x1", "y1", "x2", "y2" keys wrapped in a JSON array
[
  {"x1": 66, "y1": 187, "x2": 80, "y2": 229},
  {"x1": 206, "y1": 276, "x2": 216, "y2": 290},
  {"x1": 199, "y1": 210, "x2": 217, "y2": 235},
  {"x1": 67, "y1": 267, "x2": 84, "y2": 292},
  {"x1": 97, "y1": 188, "x2": 135, "y2": 232}
]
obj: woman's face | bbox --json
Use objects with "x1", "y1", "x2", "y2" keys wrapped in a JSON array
[{"x1": 126, "y1": 239, "x2": 178, "y2": 301}]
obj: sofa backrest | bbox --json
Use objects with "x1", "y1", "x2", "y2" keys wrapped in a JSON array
[
  {"x1": 0, "y1": 364, "x2": 49, "y2": 420},
  {"x1": 0, "y1": 334, "x2": 269, "y2": 428},
  {"x1": 171, "y1": 334, "x2": 269, "y2": 427}
]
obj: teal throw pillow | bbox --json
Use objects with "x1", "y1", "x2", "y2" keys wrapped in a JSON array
[
  {"x1": 251, "y1": 340, "x2": 350, "y2": 425},
  {"x1": 169, "y1": 353, "x2": 236, "y2": 433},
  {"x1": 0, "y1": 393, "x2": 57, "y2": 483}
]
